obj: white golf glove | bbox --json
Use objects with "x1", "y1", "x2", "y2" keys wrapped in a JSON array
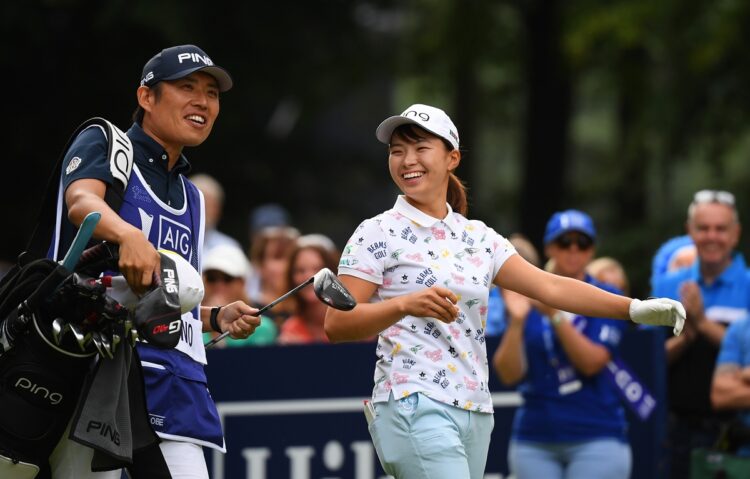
[{"x1": 629, "y1": 298, "x2": 686, "y2": 336}]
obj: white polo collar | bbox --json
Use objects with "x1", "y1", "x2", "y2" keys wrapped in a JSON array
[{"x1": 392, "y1": 195, "x2": 461, "y2": 233}]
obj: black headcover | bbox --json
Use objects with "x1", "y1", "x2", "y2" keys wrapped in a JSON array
[{"x1": 133, "y1": 253, "x2": 181, "y2": 349}]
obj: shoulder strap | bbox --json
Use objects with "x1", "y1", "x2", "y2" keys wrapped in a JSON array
[{"x1": 24, "y1": 118, "x2": 134, "y2": 261}]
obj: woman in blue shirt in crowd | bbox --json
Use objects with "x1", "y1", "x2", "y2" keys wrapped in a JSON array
[{"x1": 493, "y1": 210, "x2": 632, "y2": 479}]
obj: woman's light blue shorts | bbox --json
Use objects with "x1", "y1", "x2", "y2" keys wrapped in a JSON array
[{"x1": 368, "y1": 393, "x2": 494, "y2": 479}]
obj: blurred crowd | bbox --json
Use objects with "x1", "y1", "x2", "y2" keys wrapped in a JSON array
[
  {"x1": 193, "y1": 173, "x2": 355, "y2": 348},
  {"x1": 484, "y1": 189, "x2": 747, "y2": 479},
  {"x1": 193, "y1": 171, "x2": 748, "y2": 478}
]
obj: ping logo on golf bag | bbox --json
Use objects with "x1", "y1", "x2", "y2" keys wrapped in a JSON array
[
  {"x1": 14, "y1": 377, "x2": 63, "y2": 406},
  {"x1": 86, "y1": 420, "x2": 120, "y2": 446}
]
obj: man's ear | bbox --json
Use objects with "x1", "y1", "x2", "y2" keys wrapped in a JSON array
[{"x1": 136, "y1": 86, "x2": 154, "y2": 113}]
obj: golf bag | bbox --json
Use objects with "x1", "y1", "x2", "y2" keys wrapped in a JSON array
[
  {"x1": 0, "y1": 254, "x2": 127, "y2": 476},
  {"x1": 0, "y1": 117, "x2": 134, "y2": 477}
]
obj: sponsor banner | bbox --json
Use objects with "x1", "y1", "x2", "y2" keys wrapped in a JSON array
[{"x1": 205, "y1": 330, "x2": 667, "y2": 478}]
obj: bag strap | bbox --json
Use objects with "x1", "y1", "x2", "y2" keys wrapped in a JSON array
[{"x1": 25, "y1": 118, "x2": 134, "y2": 261}]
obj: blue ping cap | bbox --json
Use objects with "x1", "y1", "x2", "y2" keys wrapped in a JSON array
[
  {"x1": 140, "y1": 44, "x2": 233, "y2": 92},
  {"x1": 249, "y1": 203, "x2": 291, "y2": 236},
  {"x1": 544, "y1": 209, "x2": 596, "y2": 245}
]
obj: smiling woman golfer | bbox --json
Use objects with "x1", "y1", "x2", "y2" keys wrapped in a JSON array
[{"x1": 324, "y1": 103, "x2": 687, "y2": 479}]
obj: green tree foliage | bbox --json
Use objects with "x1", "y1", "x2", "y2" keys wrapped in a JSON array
[{"x1": 3, "y1": 0, "x2": 750, "y2": 296}]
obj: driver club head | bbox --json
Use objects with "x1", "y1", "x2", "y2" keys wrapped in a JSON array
[
  {"x1": 312, "y1": 268, "x2": 356, "y2": 311},
  {"x1": 205, "y1": 268, "x2": 355, "y2": 350}
]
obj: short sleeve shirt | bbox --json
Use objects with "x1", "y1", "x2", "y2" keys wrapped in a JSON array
[
  {"x1": 507, "y1": 277, "x2": 629, "y2": 442},
  {"x1": 52, "y1": 123, "x2": 191, "y2": 260},
  {"x1": 717, "y1": 317, "x2": 750, "y2": 367},
  {"x1": 652, "y1": 253, "x2": 750, "y2": 415},
  {"x1": 338, "y1": 195, "x2": 516, "y2": 412},
  {"x1": 716, "y1": 317, "x2": 750, "y2": 441}
]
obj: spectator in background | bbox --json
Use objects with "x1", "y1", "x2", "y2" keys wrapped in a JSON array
[
  {"x1": 652, "y1": 189, "x2": 750, "y2": 479},
  {"x1": 486, "y1": 233, "x2": 541, "y2": 336},
  {"x1": 297, "y1": 233, "x2": 338, "y2": 254},
  {"x1": 711, "y1": 314, "x2": 750, "y2": 457},
  {"x1": 248, "y1": 203, "x2": 291, "y2": 245},
  {"x1": 651, "y1": 234, "x2": 697, "y2": 288},
  {"x1": 247, "y1": 225, "x2": 300, "y2": 325},
  {"x1": 588, "y1": 256, "x2": 630, "y2": 296},
  {"x1": 277, "y1": 237, "x2": 340, "y2": 344},
  {"x1": 493, "y1": 209, "x2": 632, "y2": 479},
  {"x1": 245, "y1": 203, "x2": 293, "y2": 305},
  {"x1": 202, "y1": 244, "x2": 277, "y2": 347},
  {"x1": 189, "y1": 173, "x2": 243, "y2": 254}
]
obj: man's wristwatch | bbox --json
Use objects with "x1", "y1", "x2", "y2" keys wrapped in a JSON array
[{"x1": 210, "y1": 306, "x2": 223, "y2": 333}]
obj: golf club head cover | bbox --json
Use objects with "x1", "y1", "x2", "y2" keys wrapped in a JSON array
[
  {"x1": 75, "y1": 242, "x2": 120, "y2": 278},
  {"x1": 134, "y1": 253, "x2": 182, "y2": 349},
  {"x1": 48, "y1": 273, "x2": 109, "y2": 327},
  {"x1": 107, "y1": 250, "x2": 203, "y2": 315}
]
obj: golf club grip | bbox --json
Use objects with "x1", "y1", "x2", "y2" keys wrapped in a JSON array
[
  {"x1": 204, "y1": 276, "x2": 315, "y2": 349},
  {"x1": 61, "y1": 211, "x2": 101, "y2": 271}
]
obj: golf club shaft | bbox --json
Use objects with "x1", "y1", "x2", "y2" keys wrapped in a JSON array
[{"x1": 204, "y1": 275, "x2": 315, "y2": 348}]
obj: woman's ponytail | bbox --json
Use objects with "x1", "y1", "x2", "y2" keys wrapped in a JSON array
[{"x1": 447, "y1": 172, "x2": 468, "y2": 216}]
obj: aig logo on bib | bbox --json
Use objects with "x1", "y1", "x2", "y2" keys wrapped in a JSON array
[{"x1": 158, "y1": 216, "x2": 192, "y2": 260}]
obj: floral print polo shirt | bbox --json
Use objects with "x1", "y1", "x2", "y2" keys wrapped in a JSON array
[{"x1": 339, "y1": 195, "x2": 517, "y2": 413}]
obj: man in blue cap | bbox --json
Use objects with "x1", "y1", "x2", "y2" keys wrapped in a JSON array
[{"x1": 46, "y1": 44, "x2": 260, "y2": 478}]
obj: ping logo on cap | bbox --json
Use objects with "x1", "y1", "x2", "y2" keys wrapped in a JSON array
[
  {"x1": 139, "y1": 44, "x2": 233, "y2": 92},
  {"x1": 376, "y1": 103, "x2": 460, "y2": 150},
  {"x1": 403, "y1": 109, "x2": 430, "y2": 122},
  {"x1": 177, "y1": 52, "x2": 214, "y2": 66},
  {"x1": 140, "y1": 71, "x2": 154, "y2": 86}
]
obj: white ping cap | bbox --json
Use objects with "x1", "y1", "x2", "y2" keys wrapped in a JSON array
[{"x1": 375, "y1": 104, "x2": 459, "y2": 150}]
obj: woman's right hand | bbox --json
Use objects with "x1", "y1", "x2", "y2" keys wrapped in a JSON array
[
  {"x1": 398, "y1": 286, "x2": 459, "y2": 323},
  {"x1": 502, "y1": 289, "x2": 531, "y2": 325}
]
